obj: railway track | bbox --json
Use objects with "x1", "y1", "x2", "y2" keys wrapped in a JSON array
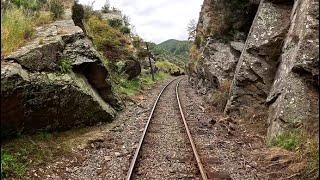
[{"x1": 126, "y1": 77, "x2": 208, "y2": 180}]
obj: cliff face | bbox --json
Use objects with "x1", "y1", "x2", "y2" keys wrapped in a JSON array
[
  {"x1": 1, "y1": 20, "x2": 122, "y2": 138},
  {"x1": 189, "y1": 0, "x2": 319, "y2": 140}
]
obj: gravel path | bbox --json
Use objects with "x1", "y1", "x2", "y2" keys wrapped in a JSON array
[
  {"x1": 24, "y1": 76, "x2": 300, "y2": 180},
  {"x1": 25, "y1": 77, "x2": 177, "y2": 179},
  {"x1": 132, "y1": 78, "x2": 200, "y2": 180}
]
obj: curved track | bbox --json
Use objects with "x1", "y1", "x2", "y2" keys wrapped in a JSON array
[{"x1": 126, "y1": 77, "x2": 208, "y2": 180}]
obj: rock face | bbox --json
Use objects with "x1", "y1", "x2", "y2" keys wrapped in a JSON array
[
  {"x1": 189, "y1": 0, "x2": 259, "y2": 94},
  {"x1": 225, "y1": 1, "x2": 293, "y2": 116},
  {"x1": 190, "y1": 0, "x2": 319, "y2": 140},
  {"x1": 265, "y1": 0, "x2": 319, "y2": 139},
  {"x1": 1, "y1": 20, "x2": 122, "y2": 138}
]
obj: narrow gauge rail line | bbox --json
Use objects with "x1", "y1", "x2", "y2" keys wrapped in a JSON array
[{"x1": 126, "y1": 77, "x2": 208, "y2": 180}]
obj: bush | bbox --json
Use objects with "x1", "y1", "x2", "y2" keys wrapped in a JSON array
[
  {"x1": 49, "y1": 0, "x2": 64, "y2": 20},
  {"x1": 86, "y1": 16, "x2": 131, "y2": 60},
  {"x1": 155, "y1": 60, "x2": 184, "y2": 75},
  {"x1": 1, "y1": 8, "x2": 34, "y2": 55},
  {"x1": 58, "y1": 58, "x2": 72, "y2": 73},
  {"x1": 108, "y1": 18, "x2": 122, "y2": 28},
  {"x1": 1, "y1": 150, "x2": 26, "y2": 178},
  {"x1": 11, "y1": 0, "x2": 42, "y2": 12},
  {"x1": 120, "y1": 26, "x2": 131, "y2": 34}
]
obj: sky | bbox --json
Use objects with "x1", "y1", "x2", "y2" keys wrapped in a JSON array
[{"x1": 78, "y1": 0, "x2": 203, "y2": 44}]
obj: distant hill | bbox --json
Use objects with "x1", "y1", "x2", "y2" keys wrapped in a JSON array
[{"x1": 150, "y1": 39, "x2": 192, "y2": 68}]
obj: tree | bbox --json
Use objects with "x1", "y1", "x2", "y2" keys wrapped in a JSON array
[
  {"x1": 122, "y1": 15, "x2": 130, "y2": 26},
  {"x1": 101, "y1": 0, "x2": 110, "y2": 13},
  {"x1": 187, "y1": 19, "x2": 197, "y2": 41}
]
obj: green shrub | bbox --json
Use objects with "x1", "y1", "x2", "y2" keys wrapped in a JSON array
[
  {"x1": 86, "y1": 16, "x2": 131, "y2": 60},
  {"x1": 49, "y1": 0, "x2": 64, "y2": 20},
  {"x1": 114, "y1": 71, "x2": 169, "y2": 97},
  {"x1": 11, "y1": 0, "x2": 42, "y2": 12},
  {"x1": 270, "y1": 130, "x2": 303, "y2": 151},
  {"x1": 58, "y1": 58, "x2": 72, "y2": 73},
  {"x1": 155, "y1": 60, "x2": 184, "y2": 74},
  {"x1": 108, "y1": 18, "x2": 122, "y2": 28},
  {"x1": 1, "y1": 150, "x2": 26, "y2": 178},
  {"x1": 120, "y1": 26, "x2": 131, "y2": 34},
  {"x1": 1, "y1": 7, "x2": 34, "y2": 55}
]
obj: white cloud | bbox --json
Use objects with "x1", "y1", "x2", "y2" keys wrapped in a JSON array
[{"x1": 78, "y1": 0, "x2": 203, "y2": 44}]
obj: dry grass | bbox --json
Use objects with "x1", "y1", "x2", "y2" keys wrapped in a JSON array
[
  {"x1": 34, "y1": 11, "x2": 53, "y2": 26},
  {"x1": 1, "y1": 8, "x2": 34, "y2": 55}
]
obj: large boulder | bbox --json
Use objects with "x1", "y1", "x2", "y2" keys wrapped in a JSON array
[
  {"x1": 1, "y1": 20, "x2": 122, "y2": 138},
  {"x1": 1, "y1": 62, "x2": 116, "y2": 138},
  {"x1": 123, "y1": 59, "x2": 141, "y2": 80}
]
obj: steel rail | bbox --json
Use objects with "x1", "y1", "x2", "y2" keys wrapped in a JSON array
[
  {"x1": 125, "y1": 78, "x2": 177, "y2": 180},
  {"x1": 176, "y1": 78, "x2": 208, "y2": 180}
]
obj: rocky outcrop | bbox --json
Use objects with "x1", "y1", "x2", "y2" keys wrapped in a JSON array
[
  {"x1": 266, "y1": 0, "x2": 319, "y2": 139},
  {"x1": 1, "y1": 20, "x2": 122, "y2": 138},
  {"x1": 189, "y1": 0, "x2": 259, "y2": 94},
  {"x1": 190, "y1": 0, "x2": 319, "y2": 140},
  {"x1": 225, "y1": 1, "x2": 293, "y2": 116},
  {"x1": 193, "y1": 41, "x2": 243, "y2": 94}
]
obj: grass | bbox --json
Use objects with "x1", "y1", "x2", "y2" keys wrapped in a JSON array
[
  {"x1": 270, "y1": 129, "x2": 319, "y2": 179},
  {"x1": 115, "y1": 71, "x2": 169, "y2": 97},
  {"x1": 1, "y1": 132, "x2": 72, "y2": 179},
  {"x1": 1, "y1": 8, "x2": 34, "y2": 55},
  {"x1": 270, "y1": 130, "x2": 303, "y2": 151},
  {"x1": 1, "y1": 7, "x2": 55, "y2": 55},
  {"x1": 34, "y1": 11, "x2": 53, "y2": 26}
]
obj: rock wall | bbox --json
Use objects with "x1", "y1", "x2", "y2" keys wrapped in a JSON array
[
  {"x1": 265, "y1": 0, "x2": 319, "y2": 139},
  {"x1": 1, "y1": 20, "x2": 122, "y2": 138},
  {"x1": 189, "y1": 0, "x2": 259, "y2": 93},
  {"x1": 190, "y1": 0, "x2": 319, "y2": 139},
  {"x1": 225, "y1": 1, "x2": 294, "y2": 116}
]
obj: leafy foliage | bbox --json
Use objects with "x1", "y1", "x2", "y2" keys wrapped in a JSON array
[
  {"x1": 108, "y1": 18, "x2": 122, "y2": 28},
  {"x1": 120, "y1": 26, "x2": 131, "y2": 34},
  {"x1": 155, "y1": 60, "x2": 184, "y2": 75},
  {"x1": 58, "y1": 58, "x2": 72, "y2": 73},
  {"x1": 1, "y1": 150, "x2": 26, "y2": 178}
]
